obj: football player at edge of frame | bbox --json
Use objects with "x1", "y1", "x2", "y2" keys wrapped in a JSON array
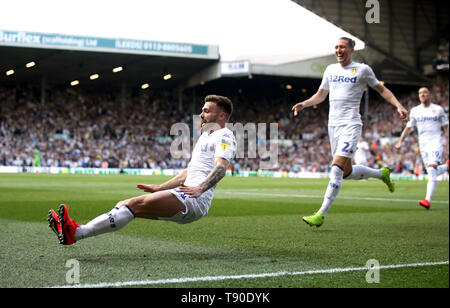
[
  {"x1": 291, "y1": 37, "x2": 408, "y2": 227},
  {"x1": 395, "y1": 86, "x2": 449, "y2": 210},
  {"x1": 48, "y1": 95, "x2": 237, "y2": 245}
]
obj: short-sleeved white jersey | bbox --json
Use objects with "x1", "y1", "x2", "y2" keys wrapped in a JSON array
[
  {"x1": 320, "y1": 62, "x2": 380, "y2": 126},
  {"x1": 354, "y1": 140, "x2": 369, "y2": 164},
  {"x1": 184, "y1": 127, "x2": 236, "y2": 205},
  {"x1": 406, "y1": 103, "x2": 448, "y2": 147}
]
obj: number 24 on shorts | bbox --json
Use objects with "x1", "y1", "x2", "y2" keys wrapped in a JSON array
[{"x1": 342, "y1": 142, "x2": 353, "y2": 154}]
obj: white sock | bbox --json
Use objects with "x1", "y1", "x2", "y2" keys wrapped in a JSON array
[
  {"x1": 425, "y1": 167, "x2": 437, "y2": 203},
  {"x1": 345, "y1": 165, "x2": 381, "y2": 180},
  {"x1": 318, "y1": 165, "x2": 344, "y2": 216},
  {"x1": 74, "y1": 205, "x2": 135, "y2": 241},
  {"x1": 436, "y1": 163, "x2": 448, "y2": 176}
]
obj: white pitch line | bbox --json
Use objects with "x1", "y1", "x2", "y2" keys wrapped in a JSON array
[
  {"x1": 217, "y1": 191, "x2": 449, "y2": 204},
  {"x1": 49, "y1": 261, "x2": 449, "y2": 288}
]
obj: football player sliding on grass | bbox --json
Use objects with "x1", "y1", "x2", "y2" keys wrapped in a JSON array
[{"x1": 48, "y1": 95, "x2": 236, "y2": 245}]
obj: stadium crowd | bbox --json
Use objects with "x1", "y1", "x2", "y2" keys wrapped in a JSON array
[
  {"x1": 0, "y1": 81, "x2": 448, "y2": 175},
  {"x1": 0, "y1": 87, "x2": 189, "y2": 170}
]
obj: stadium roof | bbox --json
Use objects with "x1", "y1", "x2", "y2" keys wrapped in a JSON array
[
  {"x1": 0, "y1": 30, "x2": 219, "y2": 90},
  {"x1": 291, "y1": 0, "x2": 449, "y2": 84}
]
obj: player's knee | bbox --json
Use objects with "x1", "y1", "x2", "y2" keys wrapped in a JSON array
[
  {"x1": 115, "y1": 199, "x2": 129, "y2": 208},
  {"x1": 343, "y1": 165, "x2": 353, "y2": 177},
  {"x1": 332, "y1": 157, "x2": 352, "y2": 177},
  {"x1": 126, "y1": 196, "x2": 147, "y2": 214}
]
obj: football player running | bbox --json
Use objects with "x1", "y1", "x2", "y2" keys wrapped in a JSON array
[
  {"x1": 48, "y1": 95, "x2": 236, "y2": 245},
  {"x1": 395, "y1": 87, "x2": 449, "y2": 209},
  {"x1": 292, "y1": 37, "x2": 408, "y2": 227}
]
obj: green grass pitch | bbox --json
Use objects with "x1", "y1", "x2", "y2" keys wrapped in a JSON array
[{"x1": 0, "y1": 173, "x2": 448, "y2": 288}]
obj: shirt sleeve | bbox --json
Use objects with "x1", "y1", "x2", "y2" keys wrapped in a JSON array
[
  {"x1": 319, "y1": 66, "x2": 330, "y2": 91},
  {"x1": 214, "y1": 132, "x2": 236, "y2": 162},
  {"x1": 364, "y1": 64, "x2": 380, "y2": 88}
]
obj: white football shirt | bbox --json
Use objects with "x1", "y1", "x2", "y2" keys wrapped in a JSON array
[
  {"x1": 407, "y1": 103, "x2": 448, "y2": 147},
  {"x1": 184, "y1": 127, "x2": 236, "y2": 204},
  {"x1": 354, "y1": 140, "x2": 369, "y2": 164},
  {"x1": 320, "y1": 62, "x2": 380, "y2": 126}
]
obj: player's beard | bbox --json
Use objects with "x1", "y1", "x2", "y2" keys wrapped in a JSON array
[
  {"x1": 201, "y1": 116, "x2": 221, "y2": 133},
  {"x1": 419, "y1": 97, "x2": 431, "y2": 106}
]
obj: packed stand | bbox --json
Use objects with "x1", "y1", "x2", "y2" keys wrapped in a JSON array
[
  {"x1": 0, "y1": 83, "x2": 448, "y2": 175},
  {"x1": 0, "y1": 86, "x2": 189, "y2": 170}
]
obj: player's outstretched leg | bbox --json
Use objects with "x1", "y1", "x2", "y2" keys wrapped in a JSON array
[
  {"x1": 49, "y1": 191, "x2": 183, "y2": 245},
  {"x1": 73, "y1": 203, "x2": 135, "y2": 242},
  {"x1": 49, "y1": 203, "x2": 136, "y2": 245},
  {"x1": 344, "y1": 165, "x2": 395, "y2": 192}
]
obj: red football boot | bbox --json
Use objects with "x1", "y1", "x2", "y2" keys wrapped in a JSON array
[
  {"x1": 418, "y1": 199, "x2": 430, "y2": 210},
  {"x1": 57, "y1": 204, "x2": 79, "y2": 245},
  {"x1": 48, "y1": 209, "x2": 62, "y2": 239}
]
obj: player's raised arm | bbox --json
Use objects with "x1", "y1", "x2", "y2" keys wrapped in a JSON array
[
  {"x1": 373, "y1": 83, "x2": 408, "y2": 120},
  {"x1": 179, "y1": 157, "x2": 229, "y2": 198},
  {"x1": 137, "y1": 168, "x2": 188, "y2": 192},
  {"x1": 292, "y1": 89, "x2": 329, "y2": 117}
]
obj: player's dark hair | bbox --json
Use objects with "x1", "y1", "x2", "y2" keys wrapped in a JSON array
[
  {"x1": 418, "y1": 86, "x2": 433, "y2": 96},
  {"x1": 205, "y1": 95, "x2": 233, "y2": 120},
  {"x1": 339, "y1": 37, "x2": 356, "y2": 48},
  {"x1": 418, "y1": 86, "x2": 431, "y2": 91}
]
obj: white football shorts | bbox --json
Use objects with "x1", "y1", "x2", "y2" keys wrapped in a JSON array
[
  {"x1": 419, "y1": 141, "x2": 444, "y2": 166},
  {"x1": 328, "y1": 124, "x2": 362, "y2": 159},
  {"x1": 158, "y1": 188, "x2": 210, "y2": 224}
]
